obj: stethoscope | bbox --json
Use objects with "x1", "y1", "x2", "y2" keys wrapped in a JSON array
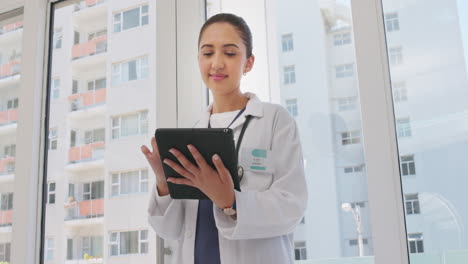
[{"x1": 208, "y1": 107, "x2": 253, "y2": 183}]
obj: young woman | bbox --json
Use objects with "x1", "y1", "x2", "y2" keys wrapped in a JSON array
[{"x1": 142, "y1": 13, "x2": 308, "y2": 264}]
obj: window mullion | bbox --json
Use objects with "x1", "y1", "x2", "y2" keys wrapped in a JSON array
[{"x1": 351, "y1": 0, "x2": 409, "y2": 264}]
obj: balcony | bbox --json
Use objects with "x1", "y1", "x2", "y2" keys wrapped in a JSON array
[
  {"x1": 68, "y1": 89, "x2": 106, "y2": 118},
  {"x1": 0, "y1": 109, "x2": 18, "y2": 135},
  {"x1": 0, "y1": 157, "x2": 15, "y2": 183},
  {"x1": 67, "y1": 142, "x2": 104, "y2": 171},
  {"x1": 0, "y1": 210, "x2": 12, "y2": 227},
  {"x1": 0, "y1": 60, "x2": 21, "y2": 80},
  {"x1": 64, "y1": 198, "x2": 104, "y2": 224},
  {"x1": 0, "y1": 21, "x2": 23, "y2": 36},
  {"x1": 72, "y1": 36, "x2": 107, "y2": 60},
  {"x1": 73, "y1": 0, "x2": 106, "y2": 12}
]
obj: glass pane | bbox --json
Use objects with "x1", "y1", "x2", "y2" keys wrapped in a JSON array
[
  {"x1": 122, "y1": 8, "x2": 140, "y2": 31},
  {"x1": 381, "y1": 0, "x2": 468, "y2": 262},
  {"x1": 43, "y1": 1, "x2": 154, "y2": 263},
  {"x1": 164, "y1": 1, "x2": 374, "y2": 263},
  {"x1": 0, "y1": 10, "x2": 23, "y2": 264}
]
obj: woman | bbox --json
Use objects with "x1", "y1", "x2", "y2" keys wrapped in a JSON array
[{"x1": 141, "y1": 13, "x2": 308, "y2": 264}]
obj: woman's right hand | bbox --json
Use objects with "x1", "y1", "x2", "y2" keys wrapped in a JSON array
[{"x1": 141, "y1": 137, "x2": 169, "y2": 196}]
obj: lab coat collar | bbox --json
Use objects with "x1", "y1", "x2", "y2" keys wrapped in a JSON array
[{"x1": 197, "y1": 92, "x2": 264, "y2": 129}]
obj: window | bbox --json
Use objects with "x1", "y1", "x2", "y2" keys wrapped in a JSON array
[
  {"x1": 53, "y1": 28, "x2": 62, "y2": 49},
  {"x1": 344, "y1": 165, "x2": 364, "y2": 173},
  {"x1": 112, "y1": 56, "x2": 149, "y2": 85},
  {"x1": 389, "y1": 46, "x2": 403, "y2": 65},
  {"x1": 349, "y1": 238, "x2": 369, "y2": 246},
  {"x1": 400, "y1": 155, "x2": 416, "y2": 176},
  {"x1": 84, "y1": 128, "x2": 105, "y2": 144},
  {"x1": 51, "y1": 78, "x2": 60, "y2": 99},
  {"x1": 0, "y1": 243, "x2": 10, "y2": 262},
  {"x1": 338, "y1": 97, "x2": 357, "y2": 111},
  {"x1": 88, "y1": 29, "x2": 107, "y2": 41},
  {"x1": 74, "y1": 31, "x2": 80, "y2": 45},
  {"x1": 45, "y1": 238, "x2": 54, "y2": 261},
  {"x1": 281, "y1": 33, "x2": 294, "y2": 52},
  {"x1": 72, "y1": 79, "x2": 79, "y2": 94},
  {"x1": 7, "y1": 98, "x2": 19, "y2": 109},
  {"x1": 49, "y1": 128, "x2": 58, "y2": 150},
  {"x1": 111, "y1": 111, "x2": 148, "y2": 139},
  {"x1": 405, "y1": 194, "x2": 420, "y2": 215},
  {"x1": 408, "y1": 233, "x2": 424, "y2": 253},
  {"x1": 82, "y1": 181, "x2": 104, "y2": 200},
  {"x1": 81, "y1": 236, "x2": 103, "y2": 258},
  {"x1": 4, "y1": 144, "x2": 16, "y2": 157},
  {"x1": 283, "y1": 65, "x2": 296, "y2": 84},
  {"x1": 294, "y1": 241, "x2": 307, "y2": 260},
  {"x1": 0, "y1": 193, "x2": 13, "y2": 211},
  {"x1": 341, "y1": 131, "x2": 361, "y2": 145},
  {"x1": 110, "y1": 169, "x2": 149, "y2": 196},
  {"x1": 335, "y1": 64, "x2": 354, "y2": 78},
  {"x1": 88, "y1": 78, "x2": 106, "y2": 91},
  {"x1": 334, "y1": 32, "x2": 351, "y2": 46},
  {"x1": 396, "y1": 118, "x2": 411, "y2": 137},
  {"x1": 113, "y1": 5, "x2": 149, "y2": 33},
  {"x1": 393, "y1": 82, "x2": 407, "y2": 102},
  {"x1": 385, "y1": 12, "x2": 400, "y2": 32},
  {"x1": 285, "y1": 99, "x2": 298, "y2": 117},
  {"x1": 48, "y1": 182, "x2": 56, "y2": 204},
  {"x1": 109, "y1": 230, "x2": 148, "y2": 256}
]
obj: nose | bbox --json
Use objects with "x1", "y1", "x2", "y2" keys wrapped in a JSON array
[{"x1": 211, "y1": 54, "x2": 224, "y2": 72}]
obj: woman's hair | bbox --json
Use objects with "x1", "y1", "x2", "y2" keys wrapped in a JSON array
[{"x1": 198, "y1": 13, "x2": 253, "y2": 58}]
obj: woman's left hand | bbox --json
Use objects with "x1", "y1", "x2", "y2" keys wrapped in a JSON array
[{"x1": 163, "y1": 144, "x2": 235, "y2": 209}]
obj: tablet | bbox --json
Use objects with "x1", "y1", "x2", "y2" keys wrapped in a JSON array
[{"x1": 155, "y1": 128, "x2": 241, "y2": 200}]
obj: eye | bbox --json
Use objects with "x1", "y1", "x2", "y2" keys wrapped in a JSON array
[
  {"x1": 225, "y1": 53, "x2": 236, "y2": 57},
  {"x1": 203, "y1": 52, "x2": 213, "y2": 56}
]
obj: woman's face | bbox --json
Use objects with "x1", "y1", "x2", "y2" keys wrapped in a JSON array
[{"x1": 198, "y1": 22, "x2": 254, "y2": 96}]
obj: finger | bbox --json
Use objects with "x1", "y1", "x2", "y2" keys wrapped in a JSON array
[
  {"x1": 167, "y1": 177, "x2": 195, "y2": 187},
  {"x1": 212, "y1": 154, "x2": 231, "y2": 184},
  {"x1": 187, "y1": 144, "x2": 208, "y2": 169},
  {"x1": 169, "y1": 148, "x2": 200, "y2": 176},
  {"x1": 141, "y1": 145, "x2": 155, "y2": 161},
  {"x1": 163, "y1": 158, "x2": 195, "y2": 181},
  {"x1": 151, "y1": 137, "x2": 159, "y2": 155}
]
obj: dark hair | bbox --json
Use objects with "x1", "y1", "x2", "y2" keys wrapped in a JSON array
[{"x1": 198, "y1": 13, "x2": 253, "y2": 58}]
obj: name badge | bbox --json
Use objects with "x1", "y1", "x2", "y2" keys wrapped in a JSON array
[{"x1": 240, "y1": 147, "x2": 273, "y2": 173}]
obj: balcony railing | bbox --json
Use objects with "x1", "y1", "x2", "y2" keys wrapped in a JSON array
[
  {"x1": 0, "y1": 157, "x2": 15, "y2": 175},
  {"x1": 69, "y1": 88, "x2": 106, "y2": 111},
  {"x1": 72, "y1": 36, "x2": 107, "y2": 60},
  {"x1": 69, "y1": 142, "x2": 104, "y2": 164},
  {"x1": 65, "y1": 198, "x2": 104, "y2": 221},
  {"x1": 0, "y1": 109, "x2": 18, "y2": 126},
  {"x1": 0, "y1": 60, "x2": 21, "y2": 79},
  {"x1": 0, "y1": 210, "x2": 12, "y2": 227},
  {"x1": 0, "y1": 21, "x2": 23, "y2": 35},
  {"x1": 73, "y1": 0, "x2": 106, "y2": 12}
]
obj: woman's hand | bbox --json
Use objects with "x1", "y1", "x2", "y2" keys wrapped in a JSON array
[
  {"x1": 141, "y1": 137, "x2": 169, "y2": 196},
  {"x1": 163, "y1": 144, "x2": 235, "y2": 209}
]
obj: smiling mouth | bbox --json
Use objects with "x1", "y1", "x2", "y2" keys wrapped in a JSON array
[{"x1": 210, "y1": 74, "x2": 227, "y2": 81}]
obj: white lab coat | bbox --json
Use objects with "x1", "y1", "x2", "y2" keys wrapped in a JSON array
[{"x1": 148, "y1": 92, "x2": 308, "y2": 264}]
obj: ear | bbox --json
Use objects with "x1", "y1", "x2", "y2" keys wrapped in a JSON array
[{"x1": 244, "y1": 55, "x2": 255, "y2": 73}]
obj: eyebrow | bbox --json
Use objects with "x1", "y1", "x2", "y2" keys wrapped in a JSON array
[{"x1": 200, "y1": 44, "x2": 240, "y2": 49}]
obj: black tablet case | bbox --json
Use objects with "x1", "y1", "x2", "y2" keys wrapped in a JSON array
[{"x1": 155, "y1": 128, "x2": 241, "y2": 199}]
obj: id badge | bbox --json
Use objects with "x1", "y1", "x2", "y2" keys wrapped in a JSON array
[{"x1": 240, "y1": 147, "x2": 273, "y2": 173}]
